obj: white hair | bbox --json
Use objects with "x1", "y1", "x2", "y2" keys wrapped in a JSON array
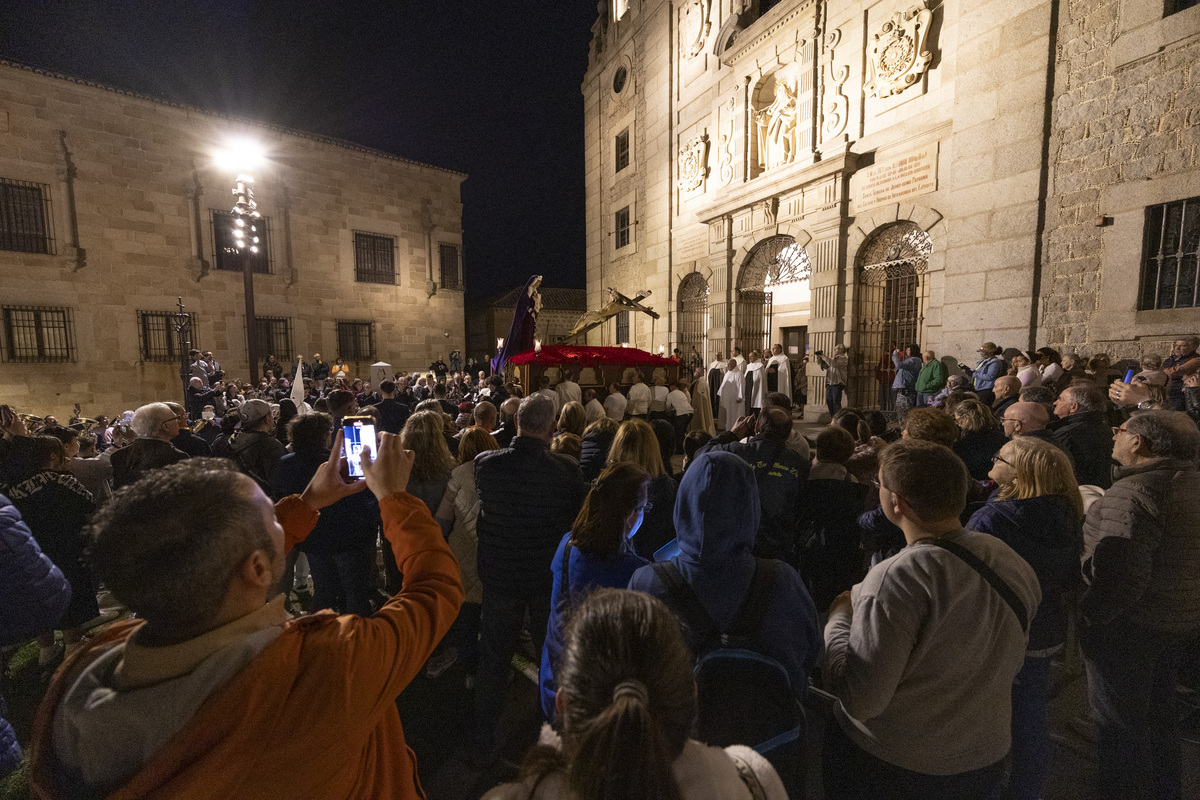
[{"x1": 131, "y1": 402, "x2": 175, "y2": 438}]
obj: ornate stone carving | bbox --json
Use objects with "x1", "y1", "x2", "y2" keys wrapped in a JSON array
[
  {"x1": 822, "y1": 28, "x2": 849, "y2": 140},
  {"x1": 680, "y1": 0, "x2": 710, "y2": 58},
  {"x1": 755, "y1": 69, "x2": 799, "y2": 171},
  {"x1": 760, "y1": 198, "x2": 777, "y2": 228},
  {"x1": 865, "y1": 2, "x2": 934, "y2": 99},
  {"x1": 677, "y1": 134, "x2": 710, "y2": 192},
  {"x1": 718, "y1": 123, "x2": 734, "y2": 187}
]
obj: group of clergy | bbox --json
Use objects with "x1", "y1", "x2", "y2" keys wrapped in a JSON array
[{"x1": 708, "y1": 344, "x2": 794, "y2": 430}]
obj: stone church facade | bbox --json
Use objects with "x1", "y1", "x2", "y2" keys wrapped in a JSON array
[
  {"x1": 582, "y1": 0, "x2": 1200, "y2": 419},
  {"x1": 0, "y1": 61, "x2": 466, "y2": 419}
]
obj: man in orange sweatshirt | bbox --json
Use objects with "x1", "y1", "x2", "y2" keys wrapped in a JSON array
[{"x1": 32, "y1": 431, "x2": 464, "y2": 800}]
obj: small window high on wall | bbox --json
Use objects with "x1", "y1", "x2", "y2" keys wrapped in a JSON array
[
  {"x1": 1166, "y1": 0, "x2": 1198, "y2": 16},
  {"x1": 616, "y1": 128, "x2": 630, "y2": 173},
  {"x1": 614, "y1": 206, "x2": 631, "y2": 250},
  {"x1": 616, "y1": 310, "x2": 629, "y2": 344},
  {"x1": 1140, "y1": 196, "x2": 1199, "y2": 309}
]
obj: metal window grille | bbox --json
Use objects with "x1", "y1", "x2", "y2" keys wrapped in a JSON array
[
  {"x1": 252, "y1": 316, "x2": 292, "y2": 364},
  {"x1": 337, "y1": 320, "x2": 376, "y2": 361},
  {"x1": 212, "y1": 210, "x2": 270, "y2": 274},
  {"x1": 1140, "y1": 196, "x2": 1199, "y2": 310},
  {"x1": 137, "y1": 310, "x2": 199, "y2": 362},
  {"x1": 615, "y1": 129, "x2": 630, "y2": 172},
  {"x1": 439, "y1": 243, "x2": 462, "y2": 291},
  {"x1": 678, "y1": 272, "x2": 709, "y2": 362},
  {"x1": 615, "y1": 206, "x2": 631, "y2": 249},
  {"x1": 616, "y1": 310, "x2": 630, "y2": 344},
  {"x1": 1167, "y1": 0, "x2": 1198, "y2": 15},
  {"x1": 0, "y1": 178, "x2": 54, "y2": 254},
  {"x1": 354, "y1": 231, "x2": 396, "y2": 284},
  {"x1": 2, "y1": 305, "x2": 74, "y2": 362}
]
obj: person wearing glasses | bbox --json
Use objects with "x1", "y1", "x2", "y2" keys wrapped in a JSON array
[
  {"x1": 539, "y1": 462, "x2": 651, "y2": 722},
  {"x1": 968, "y1": 437, "x2": 1082, "y2": 800},
  {"x1": 1080, "y1": 410, "x2": 1200, "y2": 800},
  {"x1": 998, "y1": 402, "x2": 1073, "y2": 465}
]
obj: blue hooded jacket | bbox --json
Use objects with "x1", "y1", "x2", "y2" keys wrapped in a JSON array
[{"x1": 627, "y1": 451, "x2": 821, "y2": 695}]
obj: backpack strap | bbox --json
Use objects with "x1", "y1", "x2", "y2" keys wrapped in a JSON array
[
  {"x1": 928, "y1": 537, "x2": 1028, "y2": 633},
  {"x1": 651, "y1": 562, "x2": 722, "y2": 651},
  {"x1": 727, "y1": 559, "x2": 778, "y2": 642}
]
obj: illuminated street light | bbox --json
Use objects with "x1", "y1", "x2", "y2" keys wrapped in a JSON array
[{"x1": 215, "y1": 137, "x2": 266, "y2": 381}]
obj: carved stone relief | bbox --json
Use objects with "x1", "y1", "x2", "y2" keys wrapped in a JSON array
[
  {"x1": 760, "y1": 197, "x2": 777, "y2": 228},
  {"x1": 718, "y1": 123, "x2": 734, "y2": 187},
  {"x1": 822, "y1": 28, "x2": 849, "y2": 140},
  {"x1": 755, "y1": 68, "x2": 799, "y2": 171},
  {"x1": 677, "y1": 134, "x2": 710, "y2": 192},
  {"x1": 680, "y1": 0, "x2": 711, "y2": 58},
  {"x1": 865, "y1": 2, "x2": 934, "y2": 100}
]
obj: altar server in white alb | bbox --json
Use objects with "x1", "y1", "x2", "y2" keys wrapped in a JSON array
[
  {"x1": 744, "y1": 351, "x2": 767, "y2": 415},
  {"x1": 767, "y1": 344, "x2": 793, "y2": 400},
  {"x1": 718, "y1": 358, "x2": 746, "y2": 431}
]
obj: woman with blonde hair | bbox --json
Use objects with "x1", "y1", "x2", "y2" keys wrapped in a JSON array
[
  {"x1": 432, "y1": 426, "x2": 501, "y2": 678},
  {"x1": 952, "y1": 398, "x2": 1009, "y2": 481},
  {"x1": 557, "y1": 401, "x2": 587, "y2": 438},
  {"x1": 399, "y1": 410, "x2": 455, "y2": 514},
  {"x1": 967, "y1": 436, "x2": 1081, "y2": 800},
  {"x1": 608, "y1": 419, "x2": 677, "y2": 559}
]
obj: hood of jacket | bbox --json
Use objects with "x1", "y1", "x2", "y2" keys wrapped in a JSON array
[
  {"x1": 675, "y1": 450, "x2": 760, "y2": 566},
  {"x1": 229, "y1": 430, "x2": 271, "y2": 454}
]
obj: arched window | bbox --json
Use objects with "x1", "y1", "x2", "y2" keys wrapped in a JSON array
[
  {"x1": 852, "y1": 222, "x2": 933, "y2": 412},
  {"x1": 677, "y1": 272, "x2": 709, "y2": 366},
  {"x1": 737, "y1": 235, "x2": 810, "y2": 353}
]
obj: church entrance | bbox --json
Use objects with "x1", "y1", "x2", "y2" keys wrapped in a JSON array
[
  {"x1": 677, "y1": 272, "x2": 709, "y2": 369},
  {"x1": 736, "y1": 234, "x2": 810, "y2": 355}
]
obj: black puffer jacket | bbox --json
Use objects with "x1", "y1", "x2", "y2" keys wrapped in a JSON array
[
  {"x1": 110, "y1": 438, "x2": 188, "y2": 489},
  {"x1": 579, "y1": 427, "x2": 615, "y2": 482},
  {"x1": 1049, "y1": 410, "x2": 1114, "y2": 488},
  {"x1": 475, "y1": 436, "x2": 587, "y2": 595},
  {"x1": 1081, "y1": 458, "x2": 1200, "y2": 634}
]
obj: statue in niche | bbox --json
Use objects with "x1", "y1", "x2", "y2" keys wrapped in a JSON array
[{"x1": 755, "y1": 72, "x2": 798, "y2": 171}]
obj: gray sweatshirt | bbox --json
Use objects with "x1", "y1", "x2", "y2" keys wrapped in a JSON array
[{"x1": 822, "y1": 529, "x2": 1041, "y2": 776}]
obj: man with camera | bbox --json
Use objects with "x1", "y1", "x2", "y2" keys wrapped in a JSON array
[{"x1": 815, "y1": 344, "x2": 849, "y2": 418}]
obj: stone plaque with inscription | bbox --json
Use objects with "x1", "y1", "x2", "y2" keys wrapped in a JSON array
[
  {"x1": 856, "y1": 146, "x2": 938, "y2": 211},
  {"x1": 676, "y1": 227, "x2": 709, "y2": 262}
]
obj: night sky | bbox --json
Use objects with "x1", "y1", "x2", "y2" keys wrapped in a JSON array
[{"x1": 0, "y1": 0, "x2": 596, "y2": 302}]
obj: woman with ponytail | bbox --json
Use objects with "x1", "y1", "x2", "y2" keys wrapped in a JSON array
[{"x1": 487, "y1": 589, "x2": 787, "y2": 800}]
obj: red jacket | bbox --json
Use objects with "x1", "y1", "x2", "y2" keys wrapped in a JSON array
[{"x1": 32, "y1": 492, "x2": 464, "y2": 800}]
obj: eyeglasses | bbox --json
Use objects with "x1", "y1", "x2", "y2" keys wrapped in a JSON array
[
  {"x1": 1112, "y1": 426, "x2": 1128, "y2": 436},
  {"x1": 991, "y1": 454, "x2": 1011, "y2": 465}
]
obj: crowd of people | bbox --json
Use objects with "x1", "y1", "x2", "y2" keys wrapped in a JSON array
[{"x1": 1, "y1": 335, "x2": 1198, "y2": 800}]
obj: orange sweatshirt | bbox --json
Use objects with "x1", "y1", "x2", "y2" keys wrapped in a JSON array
[{"x1": 32, "y1": 492, "x2": 464, "y2": 800}]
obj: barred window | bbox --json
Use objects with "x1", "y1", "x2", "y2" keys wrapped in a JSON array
[
  {"x1": 138, "y1": 310, "x2": 198, "y2": 362},
  {"x1": 614, "y1": 206, "x2": 631, "y2": 249},
  {"x1": 440, "y1": 243, "x2": 462, "y2": 291},
  {"x1": 252, "y1": 316, "x2": 291, "y2": 363},
  {"x1": 1167, "y1": 0, "x2": 1198, "y2": 16},
  {"x1": 616, "y1": 310, "x2": 630, "y2": 344},
  {"x1": 2, "y1": 305, "x2": 74, "y2": 362},
  {"x1": 0, "y1": 178, "x2": 54, "y2": 254},
  {"x1": 354, "y1": 231, "x2": 395, "y2": 284},
  {"x1": 615, "y1": 128, "x2": 630, "y2": 173},
  {"x1": 337, "y1": 320, "x2": 375, "y2": 361},
  {"x1": 1140, "y1": 196, "x2": 1199, "y2": 310},
  {"x1": 212, "y1": 210, "x2": 270, "y2": 274}
]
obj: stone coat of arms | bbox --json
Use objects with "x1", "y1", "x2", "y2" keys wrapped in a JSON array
[
  {"x1": 677, "y1": 134, "x2": 710, "y2": 192},
  {"x1": 865, "y1": 2, "x2": 934, "y2": 99}
]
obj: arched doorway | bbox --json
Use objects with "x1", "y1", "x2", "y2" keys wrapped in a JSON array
[
  {"x1": 677, "y1": 272, "x2": 709, "y2": 369},
  {"x1": 852, "y1": 221, "x2": 933, "y2": 412},
  {"x1": 737, "y1": 234, "x2": 810, "y2": 354}
]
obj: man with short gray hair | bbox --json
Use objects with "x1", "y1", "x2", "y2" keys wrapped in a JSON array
[
  {"x1": 110, "y1": 403, "x2": 188, "y2": 489},
  {"x1": 1050, "y1": 384, "x2": 1113, "y2": 487},
  {"x1": 1080, "y1": 410, "x2": 1200, "y2": 799},
  {"x1": 471, "y1": 392, "x2": 587, "y2": 761}
]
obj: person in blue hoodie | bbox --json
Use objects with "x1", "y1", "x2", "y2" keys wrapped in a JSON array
[
  {"x1": 967, "y1": 436, "x2": 1082, "y2": 800},
  {"x1": 540, "y1": 462, "x2": 650, "y2": 721},
  {"x1": 0, "y1": 493, "x2": 72, "y2": 777},
  {"x1": 627, "y1": 450, "x2": 821, "y2": 697}
]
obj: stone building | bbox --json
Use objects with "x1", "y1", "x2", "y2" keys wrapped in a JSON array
[
  {"x1": 582, "y1": 0, "x2": 1199, "y2": 419},
  {"x1": 0, "y1": 60, "x2": 466, "y2": 419},
  {"x1": 466, "y1": 286, "x2": 587, "y2": 360}
]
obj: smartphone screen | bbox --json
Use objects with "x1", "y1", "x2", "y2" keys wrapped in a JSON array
[
  {"x1": 342, "y1": 417, "x2": 376, "y2": 479},
  {"x1": 1123, "y1": 368, "x2": 1136, "y2": 383}
]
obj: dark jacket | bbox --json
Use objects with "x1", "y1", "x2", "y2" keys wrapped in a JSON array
[
  {"x1": 0, "y1": 493, "x2": 72, "y2": 775},
  {"x1": 627, "y1": 451, "x2": 822, "y2": 696},
  {"x1": 858, "y1": 506, "x2": 906, "y2": 566},
  {"x1": 954, "y1": 428, "x2": 1010, "y2": 481},
  {"x1": 579, "y1": 427, "x2": 615, "y2": 482},
  {"x1": 474, "y1": 436, "x2": 588, "y2": 596},
  {"x1": 1048, "y1": 410, "x2": 1114, "y2": 488},
  {"x1": 1081, "y1": 458, "x2": 1200, "y2": 634},
  {"x1": 992, "y1": 394, "x2": 1018, "y2": 420},
  {"x1": 540, "y1": 533, "x2": 646, "y2": 720},
  {"x1": 311, "y1": 359, "x2": 330, "y2": 381},
  {"x1": 185, "y1": 386, "x2": 216, "y2": 420},
  {"x1": 967, "y1": 495, "x2": 1081, "y2": 652},
  {"x1": 700, "y1": 434, "x2": 808, "y2": 561},
  {"x1": 798, "y1": 476, "x2": 870, "y2": 609},
  {"x1": 271, "y1": 450, "x2": 380, "y2": 554},
  {"x1": 372, "y1": 398, "x2": 411, "y2": 435},
  {"x1": 630, "y1": 473, "x2": 678, "y2": 560},
  {"x1": 110, "y1": 439, "x2": 188, "y2": 490},
  {"x1": 228, "y1": 430, "x2": 287, "y2": 497},
  {"x1": 171, "y1": 430, "x2": 212, "y2": 459}
]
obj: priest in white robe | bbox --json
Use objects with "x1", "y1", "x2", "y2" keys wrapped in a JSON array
[
  {"x1": 717, "y1": 358, "x2": 746, "y2": 430},
  {"x1": 744, "y1": 351, "x2": 767, "y2": 413},
  {"x1": 766, "y1": 344, "x2": 793, "y2": 401}
]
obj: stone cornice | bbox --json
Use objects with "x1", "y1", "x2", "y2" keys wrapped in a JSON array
[
  {"x1": 723, "y1": 0, "x2": 820, "y2": 68},
  {"x1": 693, "y1": 151, "x2": 858, "y2": 224},
  {"x1": 0, "y1": 58, "x2": 468, "y2": 179}
]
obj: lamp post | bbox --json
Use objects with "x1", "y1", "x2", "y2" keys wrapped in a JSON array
[
  {"x1": 172, "y1": 296, "x2": 192, "y2": 409},
  {"x1": 231, "y1": 173, "x2": 262, "y2": 383}
]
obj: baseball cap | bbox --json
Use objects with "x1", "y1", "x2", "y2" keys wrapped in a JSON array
[{"x1": 238, "y1": 399, "x2": 271, "y2": 427}]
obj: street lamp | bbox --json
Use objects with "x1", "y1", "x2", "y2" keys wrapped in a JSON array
[
  {"x1": 172, "y1": 296, "x2": 192, "y2": 408},
  {"x1": 215, "y1": 138, "x2": 265, "y2": 382}
]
